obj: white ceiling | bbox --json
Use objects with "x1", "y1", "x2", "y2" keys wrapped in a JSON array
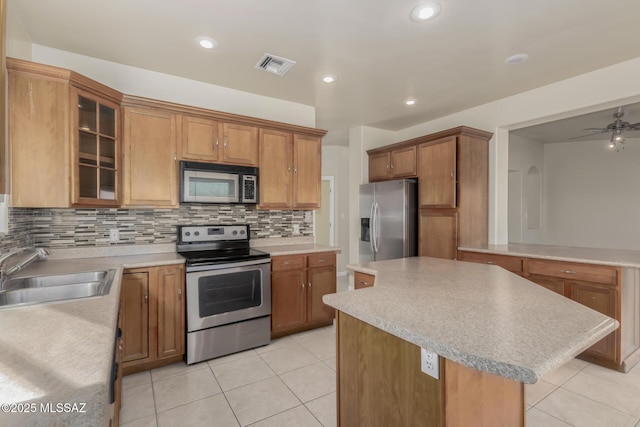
[{"x1": 10, "y1": 0, "x2": 640, "y2": 146}]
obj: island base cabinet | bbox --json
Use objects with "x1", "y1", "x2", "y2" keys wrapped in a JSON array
[{"x1": 336, "y1": 312, "x2": 525, "y2": 427}]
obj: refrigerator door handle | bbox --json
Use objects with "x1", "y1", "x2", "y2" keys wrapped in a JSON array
[
  {"x1": 373, "y1": 202, "x2": 381, "y2": 254},
  {"x1": 369, "y1": 203, "x2": 376, "y2": 254}
]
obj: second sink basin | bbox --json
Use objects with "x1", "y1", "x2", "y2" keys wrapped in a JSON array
[{"x1": 0, "y1": 269, "x2": 116, "y2": 309}]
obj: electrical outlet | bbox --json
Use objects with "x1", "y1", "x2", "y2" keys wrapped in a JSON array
[
  {"x1": 292, "y1": 224, "x2": 300, "y2": 235},
  {"x1": 109, "y1": 229, "x2": 120, "y2": 243},
  {"x1": 421, "y1": 348, "x2": 439, "y2": 379}
]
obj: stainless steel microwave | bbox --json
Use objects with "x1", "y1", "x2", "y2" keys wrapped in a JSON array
[{"x1": 180, "y1": 161, "x2": 258, "y2": 204}]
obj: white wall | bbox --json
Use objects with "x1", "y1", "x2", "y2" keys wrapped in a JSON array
[
  {"x1": 321, "y1": 145, "x2": 350, "y2": 273},
  {"x1": 30, "y1": 45, "x2": 315, "y2": 127},
  {"x1": 541, "y1": 137, "x2": 640, "y2": 250},
  {"x1": 508, "y1": 134, "x2": 545, "y2": 243},
  {"x1": 5, "y1": 1, "x2": 31, "y2": 60}
]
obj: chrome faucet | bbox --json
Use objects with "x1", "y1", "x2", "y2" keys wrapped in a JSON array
[{"x1": 0, "y1": 247, "x2": 50, "y2": 288}]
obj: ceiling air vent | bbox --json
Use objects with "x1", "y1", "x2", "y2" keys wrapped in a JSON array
[{"x1": 254, "y1": 53, "x2": 296, "y2": 76}]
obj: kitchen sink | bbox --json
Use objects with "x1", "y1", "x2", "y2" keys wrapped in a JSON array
[{"x1": 0, "y1": 269, "x2": 116, "y2": 308}]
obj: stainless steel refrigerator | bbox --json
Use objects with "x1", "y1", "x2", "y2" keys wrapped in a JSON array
[{"x1": 359, "y1": 179, "x2": 418, "y2": 262}]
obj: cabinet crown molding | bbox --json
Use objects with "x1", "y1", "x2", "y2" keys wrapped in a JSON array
[{"x1": 367, "y1": 126, "x2": 493, "y2": 156}]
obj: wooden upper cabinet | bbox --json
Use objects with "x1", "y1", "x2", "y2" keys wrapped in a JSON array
[
  {"x1": 259, "y1": 131, "x2": 321, "y2": 210},
  {"x1": 418, "y1": 136, "x2": 457, "y2": 208},
  {"x1": 368, "y1": 146, "x2": 416, "y2": 182},
  {"x1": 259, "y1": 128, "x2": 293, "y2": 209},
  {"x1": 8, "y1": 59, "x2": 122, "y2": 208},
  {"x1": 180, "y1": 115, "x2": 219, "y2": 161},
  {"x1": 369, "y1": 152, "x2": 391, "y2": 182},
  {"x1": 222, "y1": 122, "x2": 258, "y2": 166},
  {"x1": 293, "y1": 134, "x2": 321, "y2": 209},
  {"x1": 122, "y1": 106, "x2": 178, "y2": 207}
]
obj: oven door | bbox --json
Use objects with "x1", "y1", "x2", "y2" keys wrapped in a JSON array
[
  {"x1": 182, "y1": 170, "x2": 240, "y2": 203},
  {"x1": 186, "y1": 259, "x2": 271, "y2": 332}
]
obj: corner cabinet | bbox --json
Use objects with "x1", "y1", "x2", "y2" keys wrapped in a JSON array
[
  {"x1": 120, "y1": 264, "x2": 185, "y2": 374},
  {"x1": 258, "y1": 130, "x2": 322, "y2": 210},
  {"x1": 271, "y1": 252, "x2": 336, "y2": 337},
  {"x1": 122, "y1": 105, "x2": 179, "y2": 207},
  {"x1": 8, "y1": 58, "x2": 123, "y2": 207}
]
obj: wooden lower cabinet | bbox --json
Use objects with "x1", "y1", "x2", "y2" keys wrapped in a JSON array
[
  {"x1": 120, "y1": 264, "x2": 184, "y2": 374},
  {"x1": 354, "y1": 272, "x2": 375, "y2": 289},
  {"x1": 271, "y1": 252, "x2": 336, "y2": 337},
  {"x1": 337, "y1": 312, "x2": 524, "y2": 426},
  {"x1": 419, "y1": 210, "x2": 457, "y2": 259}
]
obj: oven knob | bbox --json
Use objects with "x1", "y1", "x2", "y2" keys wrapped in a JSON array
[
  {"x1": 240, "y1": 230, "x2": 245, "y2": 235},
  {"x1": 194, "y1": 231, "x2": 200, "y2": 236},
  {"x1": 185, "y1": 232, "x2": 191, "y2": 236},
  {"x1": 233, "y1": 231, "x2": 238, "y2": 235}
]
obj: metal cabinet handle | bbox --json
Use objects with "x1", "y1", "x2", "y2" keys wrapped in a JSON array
[
  {"x1": 359, "y1": 281, "x2": 370, "y2": 285},
  {"x1": 294, "y1": 166, "x2": 297, "y2": 173},
  {"x1": 144, "y1": 293, "x2": 148, "y2": 304},
  {"x1": 561, "y1": 270, "x2": 577, "y2": 274},
  {"x1": 215, "y1": 137, "x2": 219, "y2": 147},
  {"x1": 450, "y1": 169, "x2": 454, "y2": 177},
  {"x1": 318, "y1": 259, "x2": 326, "y2": 263},
  {"x1": 386, "y1": 164, "x2": 390, "y2": 170},
  {"x1": 288, "y1": 165, "x2": 291, "y2": 172},
  {"x1": 301, "y1": 282, "x2": 305, "y2": 290},
  {"x1": 487, "y1": 261, "x2": 495, "y2": 265},
  {"x1": 283, "y1": 261, "x2": 292, "y2": 265},
  {"x1": 178, "y1": 288, "x2": 182, "y2": 299},
  {"x1": 390, "y1": 163, "x2": 394, "y2": 169},
  {"x1": 308, "y1": 282, "x2": 312, "y2": 288},
  {"x1": 224, "y1": 137, "x2": 228, "y2": 148}
]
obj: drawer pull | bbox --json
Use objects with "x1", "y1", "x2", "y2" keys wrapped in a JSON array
[
  {"x1": 359, "y1": 281, "x2": 370, "y2": 285},
  {"x1": 283, "y1": 261, "x2": 292, "y2": 265},
  {"x1": 486, "y1": 261, "x2": 495, "y2": 265},
  {"x1": 561, "y1": 270, "x2": 577, "y2": 274},
  {"x1": 318, "y1": 259, "x2": 326, "y2": 262}
]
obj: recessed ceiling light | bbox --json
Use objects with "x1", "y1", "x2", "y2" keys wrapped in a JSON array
[
  {"x1": 322, "y1": 75, "x2": 337, "y2": 83},
  {"x1": 195, "y1": 36, "x2": 219, "y2": 49},
  {"x1": 410, "y1": 2, "x2": 441, "y2": 22},
  {"x1": 405, "y1": 98, "x2": 417, "y2": 106},
  {"x1": 505, "y1": 53, "x2": 529, "y2": 64}
]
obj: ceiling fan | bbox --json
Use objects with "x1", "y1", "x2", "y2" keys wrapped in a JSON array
[{"x1": 571, "y1": 107, "x2": 640, "y2": 151}]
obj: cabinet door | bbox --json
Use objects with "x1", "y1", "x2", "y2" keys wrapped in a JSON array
[
  {"x1": 271, "y1": 270, "x2": 307, "y2": 332},
  {"x1": 9, "y1": 73, "x2": 70, "y2": 207},
  {"x1": 354, "y1": 272, "x2": 375, "y2": 289},
  {"x1": 308, "y1": 266, "x2": 336, "y2": 324},
  {"x1": 419, "y1": 211, "x2": 457, "y2": 260},
  {"x1": 293, "y1": 134, "x2": 322, "y2": 209},
  {"x1": 528, "y1": 275, "x2": 566, "y2": 296},
  {"x1": 72, "y1": 88, "x2": 120, "y2": 206},
  {"x1": 418, "y1": 136, "x2": 457, "y2": 208},
  {"x1": 259, "y1": 129, "x2": 293, "y2": 209},
  {"x1": 390, "y1": 146, "x2": 417, "y2": 179},
  {"x1": 121, "y1": 272, "x2": 149, "y2": 363},
  {"x1": 156, "y1": 266, "x2": 185, "y2": 360},
  {"x1": 222, "y1": 122, "x2": 258, "y2": 166},
  {"x1": 123, "y1": 107, "x2": 178, "y2": 206},
  {"x1": 369, "y1": 152, "x2": 390, "y2": 182},
  {"x1": 570, "y1": 281, "x2": 618, "y2": 361},
  {"x1": 181, "y1": 115, "x2": 219, "y2": 161}
]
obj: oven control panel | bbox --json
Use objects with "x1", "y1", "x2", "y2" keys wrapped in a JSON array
[{"x1": 179, "y1": 225, "x2": 249, "y2": 243}]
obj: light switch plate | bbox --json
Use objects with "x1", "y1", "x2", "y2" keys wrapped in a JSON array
[{"x1": 421, "y1": 348, "x2": 439, "y2": 379}]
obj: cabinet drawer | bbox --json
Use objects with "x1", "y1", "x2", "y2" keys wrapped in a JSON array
[
  {"x1": 458, "y1": 251, "x2": 523, "y2": 273},
  {"x1": 354, "y1": 272, "x2": 375, "y2": 289},
  {"x1": 308, "y1": 252, "x2": 336, "y2": 268},
  {"x1": 272, "y1": 255, "x2": 306, "y2": 271},
  {"x1": 528, "y1": 259, "x2": 617, "y2": 286}
]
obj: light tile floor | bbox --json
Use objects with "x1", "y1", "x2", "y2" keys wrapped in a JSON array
[{"x1": 120, "y1": 275, "x2": 640, "y2": 427}]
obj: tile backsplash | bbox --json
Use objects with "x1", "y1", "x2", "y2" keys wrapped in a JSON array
[{"x1": 0, "y1": 205, "x2": 313, "y2": 252}]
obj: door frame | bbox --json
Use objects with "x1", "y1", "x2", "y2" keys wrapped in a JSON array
[{"x1": 316, "y1": 176, "x2": 335, "y2": 246}]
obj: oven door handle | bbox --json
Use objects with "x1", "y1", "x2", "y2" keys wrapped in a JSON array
[{"x1": 185, "y1": 258, "x2": 271, "y2": 272}]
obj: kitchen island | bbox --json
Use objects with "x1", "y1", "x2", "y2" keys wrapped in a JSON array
[{"x1": 324, "y1": 257, "x2": 618, "y2": 426}]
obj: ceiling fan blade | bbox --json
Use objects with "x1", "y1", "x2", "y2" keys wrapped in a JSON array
[{"x1": 626, "y1": 122, "x2": 640, "y2": 129}]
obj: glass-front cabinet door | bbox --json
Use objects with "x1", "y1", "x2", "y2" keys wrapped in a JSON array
[{"x1": 72, "y1": 89, "x2": 120, "y2": 205}]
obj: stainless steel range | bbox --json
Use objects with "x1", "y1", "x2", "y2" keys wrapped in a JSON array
[{"x1": 177, "y1": 224, "x2": 271, "y2": 365}]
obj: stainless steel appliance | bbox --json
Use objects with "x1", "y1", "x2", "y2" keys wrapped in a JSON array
[
  {"x1": 180, "y1": 161, "x2": 258, "y2": 204},
  {"x1": 177, "y1": 224, "x2": 271, "y2": 364},
  {"x1": 359, "y1": 179, "x2": 418, "y2": 262}
]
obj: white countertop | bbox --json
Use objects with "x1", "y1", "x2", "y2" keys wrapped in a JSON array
[
  {"x1": 458, "y1": 243, "x2": 640, "y2": 268},
  {"x1": 0, "y1": 252, "x2": 184, "y2": 427},
  {"x1": 329, "y1": 257, "x2": 618, "y2": 384}
]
